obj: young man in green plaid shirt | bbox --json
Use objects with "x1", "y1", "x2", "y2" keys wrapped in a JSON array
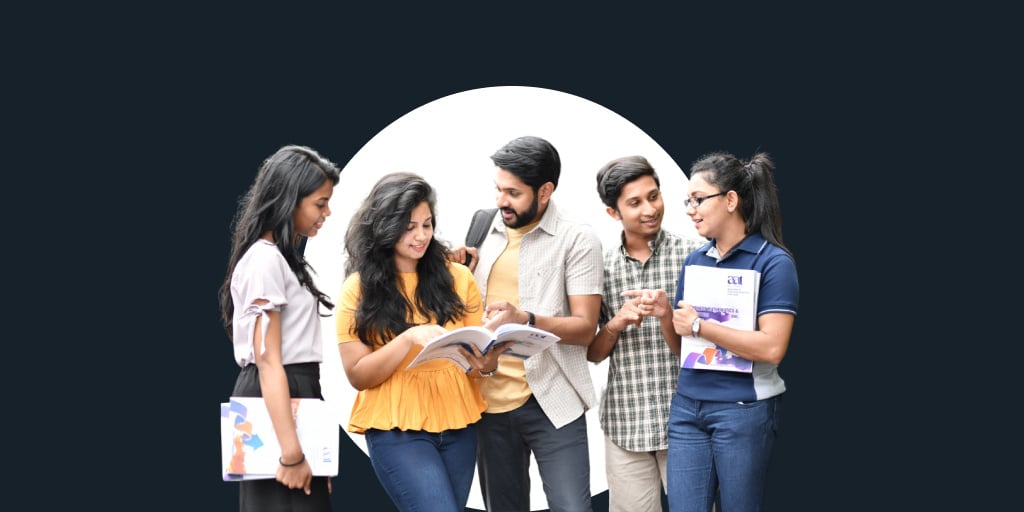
[{"x1": 589, "y1": 156, "x2": 704, "y2": 512}]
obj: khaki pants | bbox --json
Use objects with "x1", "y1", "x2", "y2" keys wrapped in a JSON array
[
  {"x1": 605, "y1": 435, "x2": 717, "y2": 512},
  {"x1": 604, "y1": 435, "x2": 668, "y2": 512}
]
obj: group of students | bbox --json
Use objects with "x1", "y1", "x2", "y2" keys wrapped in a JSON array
[{"x1": 218, "y1": 135, "x2": 799, "y2": 512}]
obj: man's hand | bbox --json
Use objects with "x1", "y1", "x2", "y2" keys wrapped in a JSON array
[
  {"x1": 446, "y1": 245, "x2": 480, "y2": 271},
  {"x1": 481, "y1": 301, "x2": 522, "y2": 331}
]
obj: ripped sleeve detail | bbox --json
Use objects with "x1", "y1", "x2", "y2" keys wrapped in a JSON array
[{"x1": 241, "y1": 299, "x2": 281, "y2": 360}]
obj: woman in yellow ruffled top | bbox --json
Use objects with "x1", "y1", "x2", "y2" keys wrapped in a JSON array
[{"x1": 336, "y1": 172, "x2": 508, "y2": 511}]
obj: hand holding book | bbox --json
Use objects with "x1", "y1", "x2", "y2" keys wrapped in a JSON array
[
  {"x1": 456, "y1": 339, "x2": 512, "y2": 376},
  {"x1": 220, "y1": 397, "x2": 339, "y2": 481},
  {"x1": 677, "y1": 265, "x2": 760, "y2": 373}
]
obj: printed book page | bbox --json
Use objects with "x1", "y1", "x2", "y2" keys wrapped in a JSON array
[
  {"x1": 407, "y1": 323, "x2": 561, "y2": 370},
  {"x1": 220, "y1": 397, "x2": 339, "y2": 481},
  {"x1": 491, "y1": 323, "x2": 561, "y2": 360},
  {"x1": 679, "y1": 265, "x2": 760, "y2": 373}
]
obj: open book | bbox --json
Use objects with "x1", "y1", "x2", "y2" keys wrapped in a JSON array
[
  {"x1": 679, "y1": 265, "x2": 761, "y2": 373},
  {"x1": 406, "y1": 323, "x2": 561, "y2": 371},
  {"x1": 220, "y1": 397, "x2": 339, "y2": 481}
]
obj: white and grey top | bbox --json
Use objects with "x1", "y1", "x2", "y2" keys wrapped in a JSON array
[{"x1": 230, "y1": 239, "x2": 323, "y2": 368}]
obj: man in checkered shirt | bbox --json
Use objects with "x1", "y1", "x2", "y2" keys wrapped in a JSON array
[{"x1": 588, "y1": 155, "x2": 704, "y2": 512}]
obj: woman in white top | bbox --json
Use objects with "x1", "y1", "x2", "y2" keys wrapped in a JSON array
[{"x1": 218, "y1": 145, "x2": 340, "y2": 512}]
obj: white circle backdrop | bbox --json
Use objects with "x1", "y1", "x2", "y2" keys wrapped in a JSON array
[{"x1": 305, "y1": 85, "x2": 700, "y2": 510}]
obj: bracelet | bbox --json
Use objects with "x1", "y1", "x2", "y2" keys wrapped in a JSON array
[
  {"x1": 478, "y1": 367, "x2": 497, "y2": 378},
  {"x1": 279, "y1": 453, "x2": 305, "y2": 467},
  {"x1": 604, "y1": 324, "x2": 620, "y2": 337}
]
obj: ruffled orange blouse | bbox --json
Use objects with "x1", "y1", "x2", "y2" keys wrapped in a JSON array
[{"x1": 336, "y1": 264, "x2": 486, "y2": 434}]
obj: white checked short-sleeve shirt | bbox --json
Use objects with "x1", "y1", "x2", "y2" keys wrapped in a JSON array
[{"x1": 473, "y1": 200, "x2": 604, "y2": 429}]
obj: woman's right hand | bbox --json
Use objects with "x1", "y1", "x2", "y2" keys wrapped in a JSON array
[
  {"x1": 404, "y1": 324, "x2": 449, "y2": 347},
  {"x1": 340, "y1": 323, "x2": 449, "y2": 390}
]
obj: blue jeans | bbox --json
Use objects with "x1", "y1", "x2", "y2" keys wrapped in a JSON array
[
  {"x1": 476, "y1": 395, "x2": 591, "y2": 512},
  {"x1": 666, "y1": 392, "x2": 781, "y2": 512},
  {"x1": 365, "y1": 425, "x2": 477, "y2": 512}
]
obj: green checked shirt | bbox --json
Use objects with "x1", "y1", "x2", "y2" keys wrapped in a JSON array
[{"x1": 598, "y1": 229, "x2": 705, "y2": 452}]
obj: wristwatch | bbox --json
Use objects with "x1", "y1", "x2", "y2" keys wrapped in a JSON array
[
  {"x1": 525, "y1": 311, "x2": 536, "y2": 327},
  {"x1": 691, "y1": 317, "x2": 701, "y2": 338}
]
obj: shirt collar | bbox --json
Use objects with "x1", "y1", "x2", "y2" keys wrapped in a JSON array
[
  {"x1": 707, "y1": 232, "x2": 768, "y2": 260},
  {"x1": 617, "y1": 228, "x2": 667, "y2": 257}
]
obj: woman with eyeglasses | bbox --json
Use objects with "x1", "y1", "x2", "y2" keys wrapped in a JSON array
[{"x1": 637, "y1": 151, "x2": 799, "y2": 511}]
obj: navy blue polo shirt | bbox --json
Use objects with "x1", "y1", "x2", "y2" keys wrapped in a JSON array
[{"x1": 673, "y1": 233, "x2": 799, "y2": 402}]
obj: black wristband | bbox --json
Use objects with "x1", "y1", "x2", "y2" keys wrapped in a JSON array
[
  {"x1": 279, "y1": 453, "x2": 305, "y2": 467},
  {"x1": 525, "y1": 311, "x2": 535, "y2": 327}
]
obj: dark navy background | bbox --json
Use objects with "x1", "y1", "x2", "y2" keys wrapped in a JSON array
[{"x1": 14, "y1": 3, "x2": 1007, "y2": 511}]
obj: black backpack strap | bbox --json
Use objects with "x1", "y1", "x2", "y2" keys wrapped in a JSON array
[
  {"x1": 465, "y1": 208, "x2": 497, "y2": 248},
  {"x1": 463, "y1": 208, "x2": 497, "y2": 267}
]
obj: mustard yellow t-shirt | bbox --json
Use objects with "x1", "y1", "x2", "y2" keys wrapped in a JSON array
[
  {"x1": 478, "y1": 220, "x2": 538, "y2": 413},
  {"x1": 336, "y1": 263, "x2": 485, "y2": 433}
]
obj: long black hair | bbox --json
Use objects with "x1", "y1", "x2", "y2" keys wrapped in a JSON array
[
  {"x1": 344, "y1": 172, "x2": 471, "y2": 346},
  {"x1": 689, "y1": 151, "x2": 793, "y2": 259},
  {"x1": 218, "y1": 145, "x2": 341, "y2": 337}
]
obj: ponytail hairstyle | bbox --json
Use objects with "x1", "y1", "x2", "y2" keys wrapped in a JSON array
[
  {"x1": 344, "y1": 172, "x2": 472, "y2": 346},
  {"x1": 689, "y1": 151, "x2": 793, "y2": 259},
  {"x1": 219, "y1": 145, "x2": 341, "y2": 337}
]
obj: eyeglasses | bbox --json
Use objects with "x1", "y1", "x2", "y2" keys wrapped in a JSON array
[{"x1": 683, "y1": 191, "x2": 727, "y2": 209}]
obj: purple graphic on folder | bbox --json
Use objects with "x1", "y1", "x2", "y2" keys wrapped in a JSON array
[
  {"x1": 681, "y1": 308, "x2": 752, "y2": 372},
  {"x1": 682, "y1": 346, "x2": 753, "y2": 372},
  {"x1": 701, "y1": 310, "x2": 730, "y2": 323}
]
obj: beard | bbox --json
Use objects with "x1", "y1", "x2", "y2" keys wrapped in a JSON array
[{"x1": 501, "y1": 194, "x2": 540, "y2": 229}]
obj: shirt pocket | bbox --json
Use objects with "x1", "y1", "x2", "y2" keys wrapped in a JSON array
[{"x1": 523, "y1": 264, "x2": 567, "y2": 315}]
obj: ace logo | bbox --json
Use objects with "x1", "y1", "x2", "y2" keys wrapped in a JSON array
[{"x1": 727, "y1": 275, "x2": 744, "y2": 285}]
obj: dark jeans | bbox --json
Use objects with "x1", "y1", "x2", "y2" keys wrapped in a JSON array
[
  {"x1": 476, "y1": 395, "x2": 591, "y2": 512},
  {"x1": 666, "y1": 392, "x2": 781, "y2": 512},
  {"x1": 365, "y1": 425, "x2": 478, "y2": 512}
]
